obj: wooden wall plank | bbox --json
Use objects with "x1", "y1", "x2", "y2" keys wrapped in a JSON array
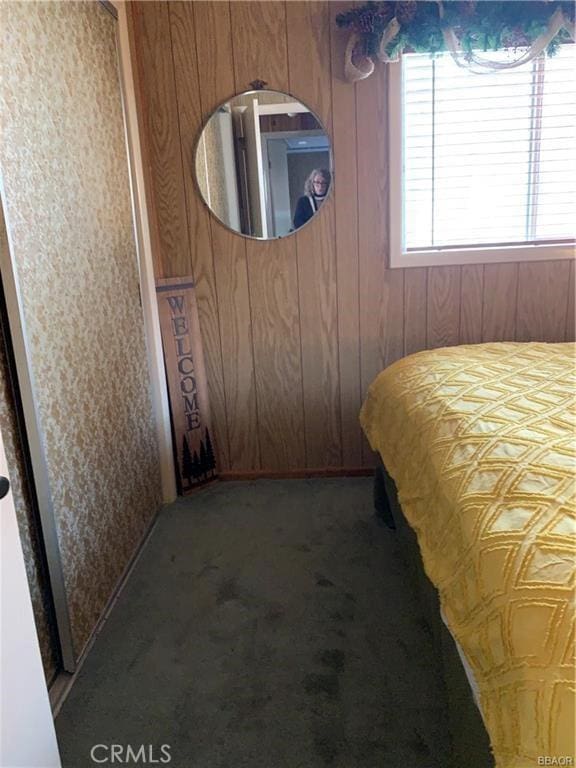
[
  {"x1": 229, "y1": 1, "x2": 289, "y2": 92},
  {"x1": 357, "y1": 56, "x2": 386, "y2": 396},
  {"x1": 460, "y1": 265, "x2": 483, "y2": 345},
  {"x1": 566, "y1": 260, "x2": 575, "y2": 342},
  {"x1": 404, "y1": 268, "x2": 428, "y2": 355},
  {"x1": 516, "y1": 260, "x2": 572, "y2": 342},
  {"x1": 193, "y1": 1, "x2": 260, "y2": 470},
  {"x1": 287, "y1": 2, "x2": 340, "y2": 467},
  {"x1": 286, "y1": 1, "x2": 332, "y2": 125},
  {"x1": 293, "y1": 215, "x2": 341, "y2": 467},
  {"x1": 131, "y1": 1, "x2": 189, "y2": 277},
  {"x1": 330, "y1": 1, "x2": 362, "y2": 467},
  {"x1": 192, "y1": 1, "x2": 235, "y2": 119},
  {"x1": 247, "y1": 240, "x2": 305, "y2": 470},
  {"x1": 169, "y1": 1, "x2": 230, "y2": 469},
  {"x1": 358, "y1": 64, "x2": 404, "y2": 465},
  {"x1": 208, "y1": 228, "x2": 260, "y2": 469},
  {"x1": 358, "y1": 64, "x2": 404, "y2": 390},
  {"x1": 427, "y1": 267, "x2": 461, "y2": 349},
  {"x1": 482, "y1": 263, "x2": 518, "y2": 341},
  {"x1": 230, "y1": 1, "x2": 304, "y2": 470}
]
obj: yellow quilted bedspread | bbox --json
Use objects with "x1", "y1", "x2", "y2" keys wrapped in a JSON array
[{"x1": 360, "y1": 343, "x2": 576, "y2": 768}]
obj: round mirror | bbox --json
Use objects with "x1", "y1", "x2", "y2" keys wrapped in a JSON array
[{"x1": 195, "y1": 89, "x2": 333, "y2": 239}]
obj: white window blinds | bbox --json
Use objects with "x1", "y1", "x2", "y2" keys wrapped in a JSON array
[{"x1": 403, "y1": 46, "x2": 576, "y2": 252}]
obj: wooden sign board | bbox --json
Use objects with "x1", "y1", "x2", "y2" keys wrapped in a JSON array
[{"x1": 156, "y1": 277, "x2": 216, "y2": 493}]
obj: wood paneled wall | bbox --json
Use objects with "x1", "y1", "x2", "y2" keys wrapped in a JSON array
[{"x1": 130, "y1": 1, "x2": 576, "y2": 472}]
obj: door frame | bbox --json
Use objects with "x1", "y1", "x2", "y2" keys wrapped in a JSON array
[{"x1": 112, "y1": 0, "x2": 176, "y2": 504}]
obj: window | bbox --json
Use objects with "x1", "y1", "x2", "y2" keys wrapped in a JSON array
[{"x1": 389, "y1": 46, "x2": 576, "y2": 268}]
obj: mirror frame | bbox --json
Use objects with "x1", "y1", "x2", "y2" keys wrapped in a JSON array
[{"x1": 193, "y1": 88, "x2": 334, "y2": 241}]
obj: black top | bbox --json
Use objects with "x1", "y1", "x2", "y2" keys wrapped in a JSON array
[
  {"x1": 293, "y1": 196, "x2": 314, "y2": 229},
  {"x1": 293, "y1": 194, "x2": 325, "y2": 229}
]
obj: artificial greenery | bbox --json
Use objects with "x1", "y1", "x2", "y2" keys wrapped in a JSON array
[{"x1": 336, "y1": 1, "x2": 575, "y2": 59}]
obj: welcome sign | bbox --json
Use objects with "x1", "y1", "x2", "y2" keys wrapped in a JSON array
[{"x1": 156, "y1": 277, "x2": 216, "y2": 493}]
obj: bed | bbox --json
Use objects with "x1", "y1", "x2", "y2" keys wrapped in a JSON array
[{"x1": 360, "y1": 342, "x2": 576, "y2": 768}]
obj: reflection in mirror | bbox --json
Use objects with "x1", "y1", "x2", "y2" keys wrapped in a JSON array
[{"x1": 195, "y1": 89, "x2": 333, "y2": 239}]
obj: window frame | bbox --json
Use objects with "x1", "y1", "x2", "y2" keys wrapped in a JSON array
[{"x1": 388, "y1": 56, "x2": 576, "y2": 269}]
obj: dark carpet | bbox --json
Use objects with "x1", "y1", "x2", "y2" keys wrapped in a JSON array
[{"x1": 55, "y1": 478, "x2": 452, "y2": 768}]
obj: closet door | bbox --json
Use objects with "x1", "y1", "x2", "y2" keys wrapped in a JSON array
[{"x1": 0, "y1": 1, "x2": 163, "y2": 669}]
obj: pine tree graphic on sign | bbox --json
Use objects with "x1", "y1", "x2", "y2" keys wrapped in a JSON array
[
  {"x1": 205, "y1": 428, "x2": 216, "y2": 473},
  {"x1": 192, "y1": 451, "x2": 202, "y2": 482},
  {"x1": 182, "y1": 436, "x2": 194, "y2": 489},
  {"x1": 199, "y1": 440, "x2": 208, "y2": 480},
  {"x1": 192, "y1": 450, "x2": 202, "y2": 483}
]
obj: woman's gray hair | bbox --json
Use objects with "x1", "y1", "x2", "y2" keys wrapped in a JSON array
[{"x1": 304, "y1": 168, "x2": 331, "y2": 196}]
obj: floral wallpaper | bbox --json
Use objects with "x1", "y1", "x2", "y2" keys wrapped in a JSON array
[{"x1": 1, "y1": 1, "x2": 162, "y2": 660}]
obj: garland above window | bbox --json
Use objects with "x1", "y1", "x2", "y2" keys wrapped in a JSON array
[{"x1": 336, "y1": 1, "x2": 575, "y2": 82}]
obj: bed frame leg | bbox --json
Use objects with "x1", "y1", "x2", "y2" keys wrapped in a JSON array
[{"x1": 374, "y1": 462, "x2": 396, "y2": 529}]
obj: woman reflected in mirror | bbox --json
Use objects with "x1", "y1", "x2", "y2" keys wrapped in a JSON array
[{"x1": 293, "y1": 169, "x2": 331, "y2": 229}]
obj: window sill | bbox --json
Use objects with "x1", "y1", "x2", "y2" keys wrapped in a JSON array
[{"x1": 389, "y1": 242, "x2": 576, "y2": 269}]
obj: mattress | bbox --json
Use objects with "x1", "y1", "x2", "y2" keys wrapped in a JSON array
[{"x1": 360, "y1": 342, "x2": 576, "y2": 768}]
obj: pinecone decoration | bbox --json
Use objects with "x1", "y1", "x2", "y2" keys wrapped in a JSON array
[
  {"x1": 336, "y1": 2, "x2": 393, "y2": 35},
  {"x1": 376, "y1": 2, "x2": 396, "y2": 28},
  {"x1": 395, "y1": 1, "x2": 417, "y2": 25},
  {"x1": 357, "y1": 7, "x2": 379, "y2": 33}
]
